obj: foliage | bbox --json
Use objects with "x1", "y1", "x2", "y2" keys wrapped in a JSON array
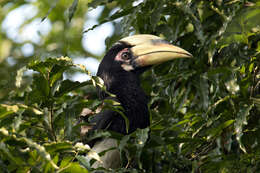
[{"x1": 1, "y1": 0, "x2": 260, "y2": 172}]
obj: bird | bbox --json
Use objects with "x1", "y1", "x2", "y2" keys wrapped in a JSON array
[{"x1": 84, "y1": 34, "x2": 192, "y2": 169}]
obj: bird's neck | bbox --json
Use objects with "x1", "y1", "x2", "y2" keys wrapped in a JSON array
[{"x1": 101, "y1": 72, "x2": 150, "y2": 134}]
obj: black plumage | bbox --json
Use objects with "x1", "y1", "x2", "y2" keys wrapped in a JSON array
[
  {"x1": 91, "y1": 42, "x2": 150, "y2": 135},
  {"x1": 84, "y1": 34, "x2": 192, "y2": 169}
]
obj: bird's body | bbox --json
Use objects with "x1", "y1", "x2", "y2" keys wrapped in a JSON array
[
  {"x1": 95, "y1": 64, "x2": 150, "y2": 134},
  {"x1": 85, "y1": 34, "x2": 192, "y2": 169}
]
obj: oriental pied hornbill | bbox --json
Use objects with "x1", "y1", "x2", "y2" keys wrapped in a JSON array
[{"x1": 86, "y1": 34, "x2": 192, "y2": 169}]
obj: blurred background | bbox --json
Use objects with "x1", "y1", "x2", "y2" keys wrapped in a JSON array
[{"x1": 0, "y1": 0, "x2": 142, "y2": 100}]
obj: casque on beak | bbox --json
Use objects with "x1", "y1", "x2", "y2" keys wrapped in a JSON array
[{"x1": 120, "y1": 34, "x2": 192, "y2": 67}]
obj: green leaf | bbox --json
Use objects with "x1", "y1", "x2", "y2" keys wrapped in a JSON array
[
  {"x1": 234, "y1": 103, "x2": 254, "y2": 153},
  {"x1": 28, "y1": 57, "x2": 73, "y2": 76},
  {"x1": 54, "y1": 80, "x2": 91, "y2": 97},
  {"x1": 0, "y1": 142, "x2": 25, "y2": 166},
  {"x1": 59, "y1": 156, "x2": 74, "y2": 168},
  {"x1": 199, "y1": 73, "x2": 209, "y2": 110},
  {"x1": 21, "y1": 137, "x2": 59, "y2": 170},
  {"x1": 103, "y1": 98, "x2": 129, "y2": 133},
  {"x1": 76, "y1": 155, "x2": 91, "y2": 169},
  {"x1": 86, "y1": 130, "x2": 112, "y2": 143},
  {"x1": 49, "y1": 64, "x2": 66, "y2": 87},
  {"x1": 0, "y1": 109, "x2": 13, "y2": 120},
  {"x1": 207, "y1": 119, "x2": 235, "y2": 139},
  {"x1": 150, "y1": 1, "x2": 163, "y2": 31},
  {"x1": 134, "y1": 128, "x2": 149, "y2": 169},
  {"x1": 41, "y1": 0, "x2": 59, "y2": 22},
  {"x1": 15, "y1": 66, "x2": 27, "y2": 88},
  {"x1": 84, "y1": 6, "x2": 135, "y2": 33},
  {"x1": 0, "y1": 104, "x2": 19, "y2": 119},
  {"x1": 28, "y1": 75, "x2": 50, "y2": 104},
  {"x1": 44, "y1": 154, "x2": 59, "y2": 173},
  {"x1": 44, "y1": 142, "x2": 73, "y2": 153},
  {"x1": 119, "y1": 134, "x2": 130, "y2": 167},
  {"x1": 64, "y1": 108, "x2": 74, "y2": 140},
  {"x1": 88, "y1": 0, "x2": 107, "y2": 8},
  {"x1": 13, "y1": 114, "x2": 22, "y2": 132},
  {"x1": 27, "y1": 60, "x2": 50, "y2": 76},
  {"x1": 219, "y1": 6, "x2": 260, "y2": 45},
  {"x1": 60, "y1": 162, "x2": 88, "y2": 173},
  {"x1": 68, "y1": 0, "x2": 78, "y2": 22},
  {"x1": 251, "y1": 97, "x2": 260, "y2": 111}
]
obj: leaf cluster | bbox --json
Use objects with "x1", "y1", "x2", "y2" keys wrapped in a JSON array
[
  {"x1": 0, "y1": 57, "x2": 105, "y2": 172},
  {"x1": 0, "y1": 0, "x2": 260, "y2": 172}
]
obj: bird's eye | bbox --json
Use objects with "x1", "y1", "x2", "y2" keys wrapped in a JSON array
[{"x1": 121, "y1": 52, "x2": 131, "y2": 60}]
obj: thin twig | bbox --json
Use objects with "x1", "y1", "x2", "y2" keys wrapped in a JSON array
[{"x1": 50, "y1": 105, "x2": 57, "y2": 142}]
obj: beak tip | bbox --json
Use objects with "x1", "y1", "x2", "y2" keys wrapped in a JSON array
[
  {"x1": 182, "y1": 50, "x2": 193, "y2": 58},
  {"x1": 188, "y1": 53, "x2": 193, "y2": 58}
]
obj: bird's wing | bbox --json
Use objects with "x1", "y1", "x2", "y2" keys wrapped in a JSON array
[{"x1": 90, "y1": 109, "x2": 116, "y2": 130}]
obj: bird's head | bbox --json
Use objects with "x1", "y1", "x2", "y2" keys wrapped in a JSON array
[
  {"x1": 97, "y1": 34, "x2": 192, "y2": 96},
  {"x1": 94, "y1": 34, "x2": 192, "y2": 134}
]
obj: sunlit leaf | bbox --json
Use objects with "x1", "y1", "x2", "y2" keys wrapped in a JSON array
[
  {"x1": 60, "y1": 162, "x2": 88, "y2": 173},
  {"x1": 134, "y1": 128, "x2": 149, "y2": 169},
  {"x1": 234, "y1": 103, "x2": 253, "y2": 153},
  {"x1": 44, "y1": 141, "x2": 74, "y2": 153}
]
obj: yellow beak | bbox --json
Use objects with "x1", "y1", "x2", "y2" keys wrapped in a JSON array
[{"x1": 120, "y1": 34, "x2": 192, "y2": 67}]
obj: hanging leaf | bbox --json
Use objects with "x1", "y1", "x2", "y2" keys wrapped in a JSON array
[
  {"x1": 54, "y1": 80, "x2": 91, "y2": 97},
  {"x1": 84, "y1": 6, "x2": 136, "y2": 33},
  {"x1": 88, "y1": 0, "x2": 107, "y2": 9},
  {"x1": 234, "y1": 103, "x2": 253, "y2": 153},
  {"x1": 68, "y1": 0, "x2": 78, "y2": 22}
]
